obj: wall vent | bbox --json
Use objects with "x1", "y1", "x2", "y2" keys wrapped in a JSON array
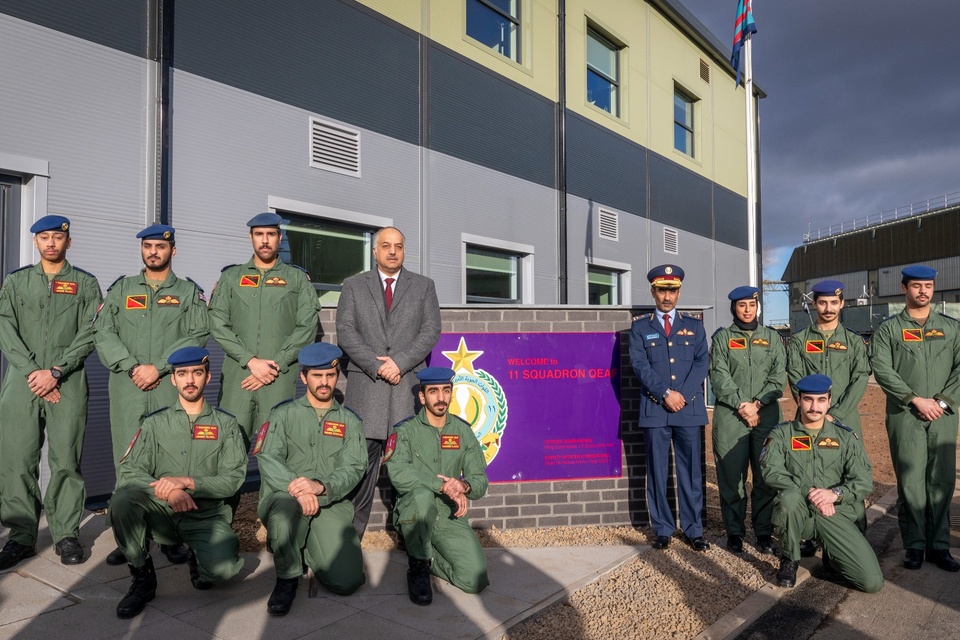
[
  {"x1": 598, "y1": 208, "x2": 619, "y2": 241},
  {"x1": 309, "y1": 117, "x2": 360, "y2": 177},
  {"x1": 699, "y1": 59, "x2": 710, "y2": 83},
  {"x1": 664, "y1": 227, "x2": 679, "y2": 254}
]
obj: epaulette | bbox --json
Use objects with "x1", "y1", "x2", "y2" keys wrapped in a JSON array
[
  {"x1": 341, "y1": 405, "x2": 362, "y2": 421},
  {"x1": 831, "y1": 419, "x2": 858, "y2": 439},
  {"x1": 271, "y1": 398, "x2": 294, "y2": 410},
  {"x1": 8, "y1": 265, "x2": 33, "y2": 275},
  {"x1": 710, "y1": 327, "x2": 724, "y2": 339},
  {"x1": 937, "y1": 311, "x2": 960, "y2": 323},
  {"x1": 392, "y1": 415, "x2": 416, "y2": 430},
  {"x1": 291, "y1": 264, "x2": 309, "y2": 274},
  {"x1": 452, "y1": 414, "x2": 472, "y2": 428},
  {"x1": 220, "y1": 264, "x2": 239, "y2": 273},
  {"x1": 215, "y1": 407, "x2": 236, "y2": 418},
  {"x1": 73, "y1": 266, "x2": 97, "y2": 279},
  {"x1": 106, "y1": 275, "x2": 126, "y2": 291},
  {"x1": 185, "y1": 277, "x2": 205, "y2": 293},
  {"x1": 142, "y1": 406, "x2": 169, "y2": 419},
  {"x1": 772, "y1": 420, "x2": 791, "y2": 430}
]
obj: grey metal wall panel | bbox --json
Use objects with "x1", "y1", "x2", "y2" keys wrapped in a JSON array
[
  {"x1": 1, "y1": 0, "x2": 147, "y2": 57},
  {"x1": 713, "y1": 242, "x2": 753, "y2": 328},
  {"x1": 714, "y1": 184, "x2": 748, "y2": 250},
  {"x1": 648, "y1": 153, "x2": 713, "y2": 239},
  {"x1": 422, "y1": 150, "x2": 557, "y2": 304},
  {"x1": 879, "y1": 257, "x2": 960, "y2": 297},
  {"x1": 173, "y1": 0, "x2": 420, "y2": 146},
  {"x1": 566, "y1": 112, "x2": 647, "y2": 217},
  {"x1": 427, "y1": 44, "x2": 556, "y2": 190}
]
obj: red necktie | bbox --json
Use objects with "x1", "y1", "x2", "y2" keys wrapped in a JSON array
[
  {"x1": 384, "y1": 277, "x2": 394, "y2": 311},
  {"x1": 663, "y1": 314, "x2": 672, "y2": 336}
]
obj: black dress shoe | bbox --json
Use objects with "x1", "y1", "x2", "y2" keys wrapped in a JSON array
[
  {"x1": 799, "y1": 539, "x2": 821, "y2": 558},
  {"x1": 407, "y1": 556, "x2": 433, "y2": 606},
  {"x1": 756, "y1": 535, "x2": 778, "y2": 555},
  {"x1": 267, "y1": 577, "x2": 299, "y2": 616},
  {"x1": 821, "y1": 549, "x2": 838, "y2": 575},
  {"x1": 187, "y1": 550, "x2": 213, "y2": 590},
  {"x1": 686, "y1": 536, "x2": 710, "y2": 551},
  {"x1": 904, "y1": 548, "x2": 924, "y2": 570},
  {"x1": 776, "y1": 556, "x2": 798, "y2": 588},
  {"x1": 106, "y1": 547, "x2": 128, "y2": 566},
  {"x1": 727, "y1": 535, "x2": 744, "y2": 553},
  {"x1": 55, "y1": 537, "x2": 85, "y2": 565},
  {"x1": 161, "y1": 543, "x2": 189, "y2": 565},
  {"x1": 117, "y1": 557, "x2": 157, "y2": 619},
  {"x1": 651, "y1": 535, "x2": 671, "y2": 550},
  {"x1": 925, "y1": 549, "x2": 960, "y2": 572},
  {"x1": 0, "y1": 540, "x2": 36, "y2": 570}
]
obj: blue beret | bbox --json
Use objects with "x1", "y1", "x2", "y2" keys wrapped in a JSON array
[
  {"x1": 246, "y1": 212, "x2": 284, "y2": 228},
  {"x1": 298, "y1": 342, "x2": 343, "y2": 369},
  {"x1": 796, "y1": 374, "x2": 832, "y2": 395},
  {"x1": 136, "y1": 224, "x2": 175, "y2": 241},
  {"x1": 811, "y1": 280, "x2": 844, "y2": 297},
  {"x1": 167, "y1": 346, "x2": 209, "y2": 368},
  {"x1": 30, "y1": 215, "x2": 71, "y2": 234},
  {"x1": 647, "y1": 264, "x2": 684, "y2": 288},
  {"x1": 728, "y1": 285, "x2": 760, "y2": 301},
  {"x1": 417, "y1": 367, "x2": 455, "y2": 385},
  {"x1": 902, "y1": 265, "x2": 937, "y2": 281}
]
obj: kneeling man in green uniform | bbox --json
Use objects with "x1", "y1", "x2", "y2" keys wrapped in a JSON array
[
  {"x1": 761, "y1": 374, "x2": 882, "y2": 593},
  {"x1": 385, "y1": 367, "x2": 490, "y2": 605},
  {"x1": 255, "y1": 342, "x2": 367, "y2": 616},
  {"x1": 111, "y1": 347, "x2": 247, "y2": 618}
]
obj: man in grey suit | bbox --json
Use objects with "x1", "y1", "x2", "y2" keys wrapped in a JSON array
[{"x1": 336, "y1": 227, "x2": 441, "y2": 538}]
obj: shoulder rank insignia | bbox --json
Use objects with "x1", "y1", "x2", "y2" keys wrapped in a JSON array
[
  {"x1": 817, "y1": 437, "x2": 840, "y2": 448},
  {"x1": 440, "y1": 434, "x2": 461, "y2": 449},
  {"x1": 251, "y1": 422, "x2": 270, "y2": 455},
  {"x1": 805, "y1": 340, "x2": 824, "y2": 353},
  {"x1": 751, "y1": 337, "x2": 769, "y2": 347},
  {"x1": 382, "y1": 432, "x2": 398, "y2": 463},
  {"x1": 193, "y1": 424, "x2": 218, "y2": 440},
  {"x1": 826, "y1": 341, "x2": 847, "y2": 350},
  {"x1": 156, "y1": 294, "x2": 180, "y2": 306},
  {"x1": 240, "y1": 274, "x2": 260, "y2": 287},
  {"x1": 52, "y1": 280, "x2": 78, "y2": 295},
  {"x1": 791, "y1": 435, "x2": 812, "y2": 450},
  {"x1": 729, "y1": 337, "x2": 747, "y2": 350},
  {"x1": 924, "y1": 328, "x2": 945, "y2": 340},
  {"x1": 125, "y1": 294, "x2": 147, "y2": 310},
  {"x1": 322, "y1": 420, "x2": 346, "y2": 438},
  {"x1": 902, "y1": 328, "x2": 923, "y2": 342},
  {"x1": 676, "y1": 327, "x2": 695, "y2": 337}
]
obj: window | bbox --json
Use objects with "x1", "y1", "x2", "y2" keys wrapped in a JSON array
[
  {"x1": 587, "y1": 28, "x2": 620, "y2": 117},
  {"x1": 466, "y1": 245, "x2": 520, "y2": 303},
  {"x1": 279, "y1": 215, "x2": 373, "y2": 306},
  {"x1": 466, "y1": 0, "x2": 520, "y2": 62},
  {"x1": 674, "y1": 87, "x2": 696, "y2": 157},
  {"x1": 588, "y1": 266, "x2": 620, "y2": 305}
]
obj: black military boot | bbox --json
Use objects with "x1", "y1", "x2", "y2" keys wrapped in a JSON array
[
  {"x1": 106, "y1": 546, "x2": 128, "y2": 566},
  {"x1": 160, "y1": 542, "x2": 189, "y2": 564},
  {"x1": 55, "y1": 537, "x2": 85, "y2": 565},
  {"x1": 0, "y1": 540, "x2": 37, "y2": 570},
  {"x1": 116, "y1": 556, "x2": 158, "y2": 619},
  {"x1": 267, "y1": 577, "x2": 299, "y2": 616},
  {"x1": 776, "y1": 555, "x2": 798, "y2": 588},
  {"x1": 407, "y1": 556, "x2": 433, "y2": 606},
  {"x1": 187, "y1": 549, "x2": 213, "y2": 590}
]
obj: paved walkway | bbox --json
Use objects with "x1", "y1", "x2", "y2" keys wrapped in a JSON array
[{"x1": 0, "y1": 515, "x2": 640, "y2": 640}]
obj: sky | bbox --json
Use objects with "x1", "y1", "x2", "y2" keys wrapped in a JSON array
[{"x1": 679, "y1": 0, "x2": 960, "y2": 323}]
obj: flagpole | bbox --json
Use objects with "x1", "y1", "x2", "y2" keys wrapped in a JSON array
[{"x1": 744, "y1": 34, "x2": 758, "y2": 287}]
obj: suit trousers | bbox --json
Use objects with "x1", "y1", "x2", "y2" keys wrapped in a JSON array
[{"x1": 350, "y1": 438, "x2": 385, "y2": 538}]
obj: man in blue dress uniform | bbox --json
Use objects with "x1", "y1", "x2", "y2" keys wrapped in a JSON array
[{"x1": 629, "y1": 265, "x2": 710, "y2": 550}]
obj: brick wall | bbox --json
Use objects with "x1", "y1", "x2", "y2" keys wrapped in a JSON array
[{"x1": 321, "y1": 305, "x2": 699, "y2": 532}]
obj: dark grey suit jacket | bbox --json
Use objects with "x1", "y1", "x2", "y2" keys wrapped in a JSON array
[{"x1": 335, "y1": 267, "x2": 441, "y2": 439}]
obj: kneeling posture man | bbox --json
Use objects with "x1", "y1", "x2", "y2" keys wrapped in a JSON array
[
  {"x1": 111, "y1": 347, "x2": 247, "y2": 618},
  {"x1": 385, "y1": 367, "x2": 490, "y2": 605},
  {"x1": 761, "y1": 374, "x2": 882, "y2": 593},
  {"x1": 255, "y1": 342, "x2": 366, "y2": 616}
]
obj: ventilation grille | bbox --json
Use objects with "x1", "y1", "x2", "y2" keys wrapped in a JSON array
[
  {"x1": 699, "y1": 59, "x2": 710, "y2": 83},
  {"x1": 598, "y1": 208, "x2": 619, "y2": 241},
  {"x1": 310, "y1": 117, "x2": 361, "y2": 177},
  {"x1": 663, "y1": 228, "x2": 679, "y2": 254}
]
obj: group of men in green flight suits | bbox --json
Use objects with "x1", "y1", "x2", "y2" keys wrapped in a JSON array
[
  {"x1": 0, "y1": 214, "x2": 490, "y2": 617},
  {"x1": 711, "y1": 264, "x2": 960, "y2": 594}
]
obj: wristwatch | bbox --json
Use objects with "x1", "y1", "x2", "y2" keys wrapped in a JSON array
[
  {"x1": 938, "y1": 399, "x2": 949, "y2": 411},
  {"x1": 832, "y1": 487, "x2": 844, "y2": 503},
  {"x1": 50, "y1": 368, "x2": 62, "y2": 380}
]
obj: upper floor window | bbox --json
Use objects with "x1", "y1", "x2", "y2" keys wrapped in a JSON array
[
  {"x1": 674, "y1": 87, "x2": 697, "y2": 157},
  {"x1": 586, "y1": 27, "x2": 620, "y2": 117},
  {"x1": 466, "y1": 0, "x2": 520, "y2": 63}
]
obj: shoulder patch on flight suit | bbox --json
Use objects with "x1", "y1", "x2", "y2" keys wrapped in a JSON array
[
  {"x1": 440, "y1": 434, "x2": 461, "y2": 449},
  {"x1": 251, "y1": 422, "x2": 270, "y2": 455},
  {"x1": 805, "y1": 340, "x2": 824, "y2": 353},
  {"x1": 382, "y1": 432, "x2": 398, "y2": 463},
  {"x1": 322, "y1": 421, "x2": 346, "y2": 438},
  {"x1": 817, "y1": 437, "x2": 840, "y2": 448},
  {"x1": 119, "y1": 429, "x2": 142, "y2": 463},
  {"x1": 902, "y1": 328, "x2": 923, "y2": 342},
  {"x1": 193, "y1": 425, "x2": 218, "y2": 440},
  {"x1": 52, "y1": 280, "x2": 78, "y2": 295},
  {"x1": 759, "y1": 435, "x2": 772, "y2": 462},
  {"x1": 186, "y1": 277, "x2": 206, "y2": 302},
  {"x1": 791, "y1": 435, "x2": 812, "y2": 450},
  {"x1": 826, "y1": 341, "x2": 847, "y2": 350},
  {"x1": 239, "y1": 274, "x2": 260, "y2": 287},
  {"x1": 924, "y1": 328, "x2": 945, "y2": 340},
  {"x1": 291, "y1": 264, "x2": 311, "y2": 281},
  {"x1": 729, "y1": 337, "x2": 747, "y2": 349}
]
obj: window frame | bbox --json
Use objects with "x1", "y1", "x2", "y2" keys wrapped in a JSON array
[
  {"x1": 673, "y1": 85, "x2": 697, "y2": 158},
  {"x1": 462, "y1": 233, "x2": 535, "y2": 304},
  {"x1": 586, "y1": 26, "x2": 621, "y2": 118},
  {"x1": 465, "y1": 0, "x2": 522, "y2": 64},
  {"x1": 586, "y1": 258, "x2": 631, "y2": 306}
]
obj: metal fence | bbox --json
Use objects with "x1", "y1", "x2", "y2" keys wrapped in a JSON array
[{"x1": 803, "y1": 191, "x2": 960, "y2": 243}]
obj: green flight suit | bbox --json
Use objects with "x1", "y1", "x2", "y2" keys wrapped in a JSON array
[
  {"x1": 385, "y1": 410, "x2": 490, "y2": 594},
  {"x1": 761, "y1": 419, "x2": 883, "y2": 593},
  {"x1": 787, "y1": 324, "x2": 870, "y2": 435},
  {"x1": 111, "y1": 401, "x2": 246, "y2": 582},
  {"x1": 0, "y1": 262, "x2": 101, "y2": 546},
  {"x1": 94, "y1": 270, "x2": 209, "y2": 467},
  {"x1": 869, "y1": 308, "x2": 960, "y2": 552},
  {"x1": 209, "y1": 258, "x2": 319, "y2": 444},
  {"x1": 709, "y1": 324, "x2": 785, "y2": 539},
  {"x1": 256, "y1": 396, "x2": 366, "y2": 594}
]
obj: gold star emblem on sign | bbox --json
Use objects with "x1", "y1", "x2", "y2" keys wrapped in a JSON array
[{"x1": 443, "y1": 337, "x2": 484, "y2": 374}]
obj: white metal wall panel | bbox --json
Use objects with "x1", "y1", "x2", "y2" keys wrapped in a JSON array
[
  {"x1": 798, "y1": 271, "x2": 869, "y2": 300},
  {"x1": 879, "y1": 257, "x2": 960, "y2": 298}
]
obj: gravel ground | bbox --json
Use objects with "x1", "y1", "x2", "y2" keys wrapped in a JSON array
[{"x1": 231, "y1": 383, "x2": 896, "y2": 639}]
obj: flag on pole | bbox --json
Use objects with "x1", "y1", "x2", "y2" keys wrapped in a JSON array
[{"x1": 730, "y1": 0, "x2": 757, "y2": 86}]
